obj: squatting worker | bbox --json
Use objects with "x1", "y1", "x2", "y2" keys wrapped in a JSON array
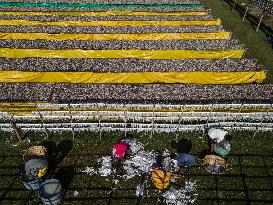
[{"x1": 208, "y1": 128, "x2": 232, "y2": 157}]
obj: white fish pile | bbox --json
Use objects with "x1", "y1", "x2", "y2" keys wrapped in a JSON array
[
  {"x1": 123, "y1": 149, "x2": 156, "y2": 180},
  {"x1": 73, "y1": 191, "x2": 79, "y2": 197},
  {"x1": 82, "y1": 156, "x2": 113, "y2": 177},
  {"x1": 127, "y1": 139, "x2": 145, "y2": 154},
  {"x1": 163, "y1": 181, "x2": 197, "y2": 205},
  {"x1": 81, "y1": 140, "x2": 199, "y2": 204},
  {"x1": 136, "y1": 183, "x2": 145, "y2": 197},
  {"x1": 2, "y1": 83, "x2": 273, "y2": 103},
  {"x1": 123, "y1": 140, "x2": 156, "y2": 180},
  {"x1": 0, "y1": 25, "x2": 224, "y2": 36},
  {"x1": 3, "y1": 14, "x2": 215, "y2": 22},
  {"x1": 82, "y1": 166, "x2": 96, "y2": 176},
  {"x1": 162, "y1": 150, "x2": 179, "y2": 172},
  {"x1": 2, "y1": 39, "x2": 243, "y2": 50},
  {"x1": 97, "y1": 156, "x2": 113, "y2": 177},
  {"x1": 0, "y1": 58, "x2": 259, "y2": 72},
  {"x1": 163, "y1": 156, "x2": 179, "y2": 172}
]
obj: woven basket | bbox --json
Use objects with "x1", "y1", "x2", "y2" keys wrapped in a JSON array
[
  {"x1": 23, "y1": 146, "x2": 47, "y2": 162},
  {"x1": 203, "y1": 155, "x2": 229, "y2": 174}
]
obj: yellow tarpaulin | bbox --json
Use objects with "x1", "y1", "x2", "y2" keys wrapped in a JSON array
[
  {"x1": 0, "y1": 103, "x2": 272, "y2": 113},
  {"x1": 0, "y1": 11, "x2": 208, "y2": 16},
  {"x1": 0, "y1": 32, "x2": 231, "y2": 40},
  {"x1": 0, "y1": 48, "x2": 245, "y2": 59},
  {"x1": 0, "y1": 19, "x2": 222, "y2": 27},
  {"x1": 0, "y1": 71, "x2": 266, "y2": 84}
]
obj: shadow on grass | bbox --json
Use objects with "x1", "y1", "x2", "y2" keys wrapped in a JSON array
[
  {"x1": 54, "y1": 166, "x2": 75, "y2": 195},
  {"x1": 171, "y1": 138, "x2": 193, "y2": 153},
  {"x1": 41, "y1": 140, "x2": 73, "y2": 178}
]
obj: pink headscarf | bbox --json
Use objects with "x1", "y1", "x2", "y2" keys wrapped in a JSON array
[{"x1": 113, "y1": 143, "x2": 128, "y2": 159}]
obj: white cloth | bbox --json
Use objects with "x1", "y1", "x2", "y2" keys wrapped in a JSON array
[{"x1": 208, "y1": 128, "x2": 227, "y2": 143}]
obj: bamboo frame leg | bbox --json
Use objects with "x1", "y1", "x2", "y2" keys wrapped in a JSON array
[{"x1": 256, "y1": 14, "x2": 264, "y2": 32}]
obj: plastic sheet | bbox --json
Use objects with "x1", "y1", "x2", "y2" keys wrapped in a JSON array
[
  {"x1": 0, "y1": 71, "x2": 265, "y2": 84},
  {"x1": 0, "y1": 48, "x2": 244, "y2": 59},
  {"x1": 0, "y1": 19, "x2": 221, "y2": 26},
  {"x1": 0, "y1": 32, "x2": 231, "y2": 40},
  {"x1": 0, "y1": 11, "x2": 208, "y2": 16},
  {"x1": 0, "y1": 2, "x2": 202, "y2": 8}
]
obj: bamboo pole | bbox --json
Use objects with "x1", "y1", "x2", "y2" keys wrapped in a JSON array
[
  {"x1": 149, "y1": 107, "x2": 155, "y2": 139},
  {"x1": 256, "y1": 13, "x2": 264, "y2": 32},
  {"x1": 68, "y1": 103, "x2": 75, "y2": 140},
  {"x1": 6, "y1": 105, "x2": 23, "y2": 142},
  {"x1": 11, "y1": 122, "x2": 22, "y2": 142},
  {"x1": 124, "y1": 110, "x2": 128, "y2": 137},
  {"x1": 232, "y1": 0, "x2": 237, "y2": 11},
  {"x1": 231, "y1": 103, "x2": 243, "y2": 135},
  {"x1": 252, "y1": 106, "x2": 269, "y2": 139},
  {"x1": 95, "y1": 103, "x2": 102, "y2": 141},
  {"x1": 98, "y1": 115, "x2": 102, "y2": 141},
  {"x1": 176, "y1": 115, "x2": 182, "y2": 141},
  {"x1": 37, "y1": 109, "x2": 49, "y2": 139},
  {"x1": 242, "y1": 4, "x2": 249, "y2": 21}
]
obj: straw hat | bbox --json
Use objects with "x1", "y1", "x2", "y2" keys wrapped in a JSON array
[{"x1": 23, "y1": 146, "x2": 47, "y2": 162}]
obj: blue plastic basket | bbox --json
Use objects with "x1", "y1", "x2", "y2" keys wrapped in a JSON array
[
  {"x1": 21, "y1": 173, "x2": 42, "y2": 190},
  {"x1": 39, "y1": 179, "x2": 64, "y2": 205}
]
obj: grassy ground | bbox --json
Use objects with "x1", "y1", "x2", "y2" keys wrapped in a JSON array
[
  {"x1": 0, "y1": 130, "x2": 272, "y2": 205},
  {"x1": 201, "y1": 0, "x2": 273, "y2": 83}
]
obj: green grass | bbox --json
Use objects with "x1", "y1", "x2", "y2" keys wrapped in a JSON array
[
  {"x1": 201, "y1": 0, "x2": 273, "y2": 83},
  {"x1": 0, "y1": 130, "x2": 272, "y2": 204}
]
